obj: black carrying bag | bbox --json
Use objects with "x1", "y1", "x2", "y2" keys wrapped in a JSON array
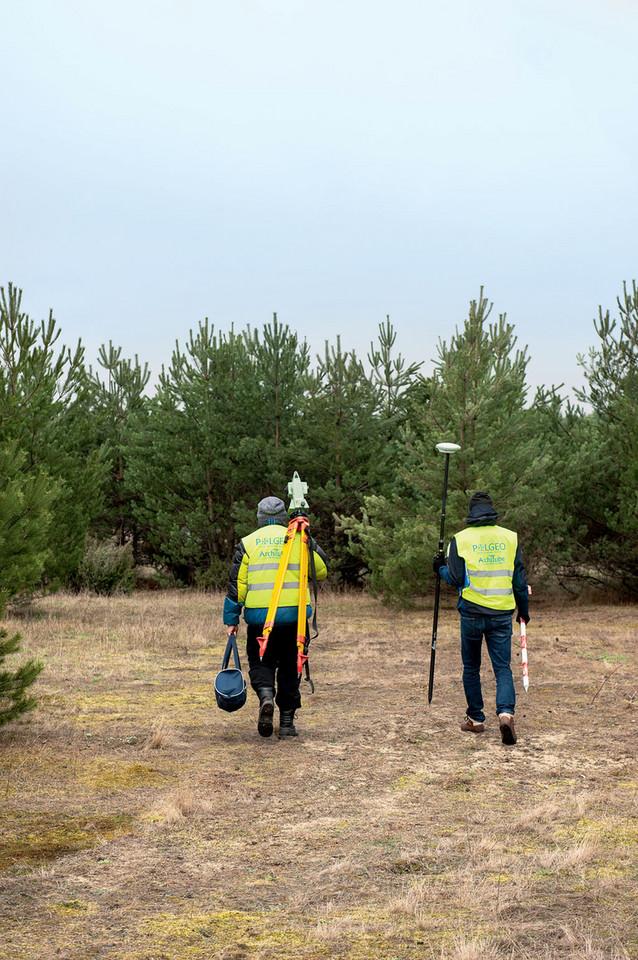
[{"x1": 214, "y1": 634, "x2": 247, "y2": 712}]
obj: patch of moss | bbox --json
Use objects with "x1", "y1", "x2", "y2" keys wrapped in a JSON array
[
  {"x1": 49, "y1": 899, "x2": 98, "y2": 917},
  {"x1": 77, "y1": 759, "x2": 164, "y2": 791},
  {"x1": 0, "y1": 811, "x2": 135, "y2": 872},
  {"x1": 138, "y1": 909, "x2": 321, "y2": 959},
  {"x1": 584, "y1": 864, "x2": 628, "y2": 879},
  {"x1": 68, "y1": 685, "x2": 216, "y2": 728},
  {"x1": 393, "y1": 772, "x2": 434, "y2": 790},
  {"x1": 124, "y1": 907, "x2": 440, "y2": 960},
  {"x1": 572, "y1": 817, "x2": 638, "y2": 846}
]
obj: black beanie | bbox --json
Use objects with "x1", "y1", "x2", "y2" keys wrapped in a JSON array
[{"x1": 468, "y1": 491, "x2": 493, "y2": 511}]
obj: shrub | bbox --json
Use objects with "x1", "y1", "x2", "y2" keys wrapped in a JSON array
[
  {"x1": 194, "y1": 556, "x2": 229, "y2": 591},
  {"x1": 73, "y1": 538, "x2": 135, "y2": 595}
]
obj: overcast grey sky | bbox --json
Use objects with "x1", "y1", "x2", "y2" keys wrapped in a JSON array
[{"x1": 2, "y1": 0, "x2": 636, "y2": 397}]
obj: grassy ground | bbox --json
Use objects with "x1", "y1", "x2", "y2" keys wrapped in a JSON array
[{"x1": 0, "y1": 589, "x2": 636, "y2": 960}]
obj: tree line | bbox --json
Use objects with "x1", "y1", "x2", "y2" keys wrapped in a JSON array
[{"x1": 1, "y1": 280, "x2": 637, "y2": 609}]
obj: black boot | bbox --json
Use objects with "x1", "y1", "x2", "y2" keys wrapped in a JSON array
[
  {"x1": 256, "y1": 687, "x2": 275, "y2": 738},
  {"x1": 278, "y1": 709, "x2": 298, "y2": 739}
]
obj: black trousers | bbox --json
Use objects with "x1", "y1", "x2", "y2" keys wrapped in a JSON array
[{"x1": 246, "y1": 622, "x2": 304, "y2": 711}]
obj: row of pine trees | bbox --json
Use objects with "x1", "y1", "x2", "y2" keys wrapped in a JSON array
[{"x1": 1, "y1": 280, "x2": 637, "y2": 610}]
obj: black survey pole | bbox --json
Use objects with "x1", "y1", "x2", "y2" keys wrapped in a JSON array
[{"x1": 428, "y1": 442, "x2": 460, "y2": 704}]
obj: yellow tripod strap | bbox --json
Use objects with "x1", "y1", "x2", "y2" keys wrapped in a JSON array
[{"x1": 257, "y1": 515, "x2": 308, "y2": 660}]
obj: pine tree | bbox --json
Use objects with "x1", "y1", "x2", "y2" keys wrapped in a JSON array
[
  {"x1": 244, "y1": 313, "x2": 310, "y2": 491},
  {"x1": 88, "y1": 342, "x2": 151, "y2": 553},
  {"x1": 0, "y1": 283, "x2": 107, "y2": 584},
  {"x1": 127, "y1": 321, "x2": 263, "y2": 585},
  {"x1": 0, "y1": 442, "x2": 55, "y2": 597},
  {"x1": 533, "y1": 386, "x2": 604, "y2": 590},
  {"x1": 0, "y1": 629, "x2": 43, "y2": 727},
  {"x1": 299, "y1": 336, "x2": 383, "y2": 581},
  {"x1": 343, "y1": 290, "x2": 548, "y2": 601},
  {"x1": 545, "y1": 280, "x2": 638, "y2": 595},
  {"x1": 367, "y1": 316, "x2": 423, "y2": 421},
  {"x1": 0, "y1": 441, "x2": 52, "y2": 724}
]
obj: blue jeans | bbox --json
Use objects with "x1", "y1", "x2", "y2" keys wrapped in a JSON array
[{"x1": 460, "y1": 614, "x2": 515, "y2": 722}]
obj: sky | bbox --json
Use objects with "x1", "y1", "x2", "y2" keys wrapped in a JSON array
[{"x1": 2, "y1": 0, "x2": 637, "y2": 398}]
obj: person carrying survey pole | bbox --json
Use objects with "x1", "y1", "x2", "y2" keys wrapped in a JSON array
[
  {"x1": 433, "y1": 490, "x2": 530, "y2": 745},
  {"x1": 223, "y1": 474, "x2": 328, "y2": 740}
]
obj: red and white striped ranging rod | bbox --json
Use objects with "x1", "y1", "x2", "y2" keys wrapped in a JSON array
[
  {"x1": 520, "y1": 584, "x2": 532, "y2": 692},
  {"x1": 520, "y1": 618, "x2": 529, "y2": 692}
]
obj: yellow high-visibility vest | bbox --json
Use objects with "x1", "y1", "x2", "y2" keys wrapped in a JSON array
[
  {"x1": 454, "y1": 525, "x2": 518, "y2": 611},
  {"x1": 238, "y1": 525, "x2": 311, "y2": 610}
]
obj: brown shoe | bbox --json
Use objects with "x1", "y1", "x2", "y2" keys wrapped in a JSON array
[
  {"x1": 460, "y1": 716, "x2": 485, "y2": 733},
  {"x1": 499, "y1": 714, "x2": 517, "y2": 745}
]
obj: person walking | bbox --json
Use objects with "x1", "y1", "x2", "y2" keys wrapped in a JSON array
[
  {"x1": 223, "y1": 496, "x2": 328, "y2": 739},
  {"x1": 433, "y1": 491, "x2": 530, "y2": 745}
]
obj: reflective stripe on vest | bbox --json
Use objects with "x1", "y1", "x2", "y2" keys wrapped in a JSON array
[
  {"x1": 246, "y1": 582, "x2": 299, "y2": 592},
  {"x1": 241, "y1": 526, "x2": 310, "y2": 609},
  {"x1": 454, "y1": 525, "x2": 518, "y2": 611}
]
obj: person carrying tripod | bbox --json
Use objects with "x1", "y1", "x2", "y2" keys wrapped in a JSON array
[
  {"x1": 223, "y1": 495, "x2": 328, "y2": 740},
  {"x1": 433, "y1": 491, "x2": 530, "y2": 745}
]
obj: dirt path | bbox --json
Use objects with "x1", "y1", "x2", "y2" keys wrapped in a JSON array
[{"x1": 0, "y1": 591, "x2": 636, "y2": 959}]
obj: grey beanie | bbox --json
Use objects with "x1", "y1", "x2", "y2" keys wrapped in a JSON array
[{"x1": 257, "y1": 496, "x2": 288, "y2": 526}]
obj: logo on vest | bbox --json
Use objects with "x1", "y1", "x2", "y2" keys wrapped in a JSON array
[
  {"x1": 255, "y1": 536, "x2": 284, "y2": 547},
  {"x1": 471, "y1": 541, "x2": 508, "y2": 568}
]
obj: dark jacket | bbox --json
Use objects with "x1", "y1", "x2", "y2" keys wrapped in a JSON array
[{"x1": 439, "y1": 502, "x2": 529, "y2": 620}]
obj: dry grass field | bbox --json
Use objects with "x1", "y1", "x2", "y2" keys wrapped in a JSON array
[{"x1": 0, "y1": 589, "x2": 636, "y2": 960}]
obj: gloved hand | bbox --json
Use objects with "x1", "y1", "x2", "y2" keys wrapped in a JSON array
[
  {"x1": 516, "y1": 613, "x2": 530, "y2": 625},
  {"x1": 432, "y1": 552, "x2": 446, "y2": 574}
]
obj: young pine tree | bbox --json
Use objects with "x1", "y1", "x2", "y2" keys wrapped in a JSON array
[
  {"x1": 299, "y1": 336, "x2": 383, "y2": 582},
  {"x1": 565, "y1": 281, "x2": 638, "y2": 594},
  {"x1": 0, "y1": 630, "x2": 43, "y2": 727},
  {"x1": 88, "y1": 342, "x2": 151, "y2": 554},
  {"x1": 0, "y1": 442, "x2": 52, "y2": 724},
  {"x1": 127, "y1": 321, "x2": 263, "y2": 585},
  {"x1": 343, "y1": 290, "x2": 549, "y2": 601},
  {"x1": 244, "y1": 313, "x2": 310, "y2": 493},
  {"x1": 0, "y1": 283, "x2": 107, "y2": 584}
]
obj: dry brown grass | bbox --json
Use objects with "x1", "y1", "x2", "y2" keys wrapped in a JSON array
[{"x1": 0, "y1": 589, "x2": 636, "y2": 959}]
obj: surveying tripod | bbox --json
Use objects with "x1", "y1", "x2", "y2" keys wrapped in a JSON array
[{"x1": 256, "y1": 472, "x2": 317, "y2": 690}]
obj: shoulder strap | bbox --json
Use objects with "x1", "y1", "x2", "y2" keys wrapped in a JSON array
[
  {"x1": 300, "y1": 537, "x2": 321, "y2": 694},
  {"x1": 307, "y1": 535, "x2": 320, "y2": 640}
]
